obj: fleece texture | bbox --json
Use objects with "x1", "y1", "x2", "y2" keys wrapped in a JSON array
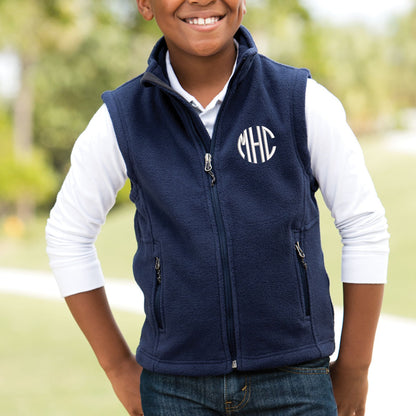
[{"x1": 102, "y1": 26, "x2": 335, "y2": 376}]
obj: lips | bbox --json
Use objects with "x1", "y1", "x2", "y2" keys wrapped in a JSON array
[{"x1": 182, "y1": 16, "x2": 224, "y2": 26}]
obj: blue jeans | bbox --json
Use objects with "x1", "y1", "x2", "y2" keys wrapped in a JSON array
[{"x1": 140, "y1": 358, "x2": 337, "y2": 415}]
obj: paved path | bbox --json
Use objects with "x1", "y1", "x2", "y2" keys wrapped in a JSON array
[
  {"x1": 383, "y1": 108, "x2": 416, "y2": 155},
  {"x1": 1, "y1": 268, "x2": 414, "y2": 415}
]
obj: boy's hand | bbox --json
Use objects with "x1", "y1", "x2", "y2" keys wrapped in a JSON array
[
  {"x1": 330, "y1": 360, "x2": 368, "y2": 416},
  {"x1": 331, "y1": 283, "x2": 384, "y2": 416},
  {"x1": 105, "y1": 354, "x2": 144, "y2": 416}
]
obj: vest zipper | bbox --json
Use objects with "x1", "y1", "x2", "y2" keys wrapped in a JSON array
[
  {"x1": 204, "y1": 153, "x2": 216, "y2": 186},
  {"x1": 168, "y1": 94, "x2": 238, "y2": 368},
  {"x1": 205, "y1": 153, "x2": 237, "y2": 369}
]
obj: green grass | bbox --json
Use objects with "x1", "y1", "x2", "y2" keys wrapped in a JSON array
[
  {"x1": 0, "y1": 204, "x2": 137, "y2": 277},
  {"x1": 0, "y1": 215, "x2": 51, "y2": 271},
  {"x1": 365, "y1": 139, "x2": 416, "y2": 317},
  {"x1": 318, "y1": 138, "x2": 416, "y2": 317},
  {"x1": 0, "y1": 294, "x2": 144, "y2": 416},
  {"x1": 95, "y1": 204, "x2": 137, "y2": 279},
  {"x1": 0, "y1": 138, "x2": 415, "y2": 317}
]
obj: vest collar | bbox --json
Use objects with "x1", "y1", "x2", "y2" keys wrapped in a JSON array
[{"x1": 142, "y1": 26, "x2": 258, "y2": 90}]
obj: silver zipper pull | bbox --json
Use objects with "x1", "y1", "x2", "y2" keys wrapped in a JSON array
[
  {"x1": 204, "y1": 153, "x2": 216, "y2": 186},
  {"x1": 295, "y1": 241, "x2": 307, "y2": 270},
  {"x1": 155, "y1": 257, "x2": 161, "y2": 284}
]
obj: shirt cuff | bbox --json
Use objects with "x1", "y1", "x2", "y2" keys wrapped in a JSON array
[
  {"x1": 341, "y1": 250, "x2": 389, "y2": 284},
  {"x1": 52, "y1": 260, "x2": 105, "y2": 297}
]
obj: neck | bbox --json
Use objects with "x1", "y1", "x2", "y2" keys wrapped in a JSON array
[{"x1": 168, "y1": 41, "x2": 237, "y2": 108}]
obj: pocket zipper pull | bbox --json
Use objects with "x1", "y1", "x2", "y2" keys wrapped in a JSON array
[
  {"x1": 295, "y1": 241, "x2": 308, "y2": 270},
  {"x1": 155, "y1": 256, "x2": 162, "y2": 284}
]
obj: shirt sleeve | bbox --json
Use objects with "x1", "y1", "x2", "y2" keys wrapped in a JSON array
[
  {"x1": 305, "y1": 79, "x2": 389, "y2": 284},
  {"x1": 45, "y1": 104, "x2": 128, "y2": 297}
]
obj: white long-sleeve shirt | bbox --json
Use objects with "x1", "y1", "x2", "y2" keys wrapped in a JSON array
[{"x1": 46, "y1": 56, "x2": 389, "y2": 297}]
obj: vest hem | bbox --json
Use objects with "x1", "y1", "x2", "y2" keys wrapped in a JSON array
[
  {"x1": 136, "y1": 348, "x2": 231, "y2": 376},
  {"x1": 238, "y1": 340, "x2": 335, "y2": 372},
  {"x1": 136, "y1": 341, "x2": 335, "y2": 376}
]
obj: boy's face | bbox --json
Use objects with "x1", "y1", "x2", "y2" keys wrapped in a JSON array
[{"x1": 137, "y1": 0, "x2": 246, "y2": 59}]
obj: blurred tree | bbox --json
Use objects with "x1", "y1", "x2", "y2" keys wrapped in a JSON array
[
  {"x1": 244, "y1": 0, "x2": 403, "y2": 134},
  {"x1": 0, "y1": 0, "x2": 158, "y2": 214},
  {"x1": 0, "y1": 0, "x2": 414, "y2": 217},
  {"x1": 0, "y1": 0, "x2": 85, "y2": 159},
  {"x1": 34, "y1": 1, "x2": 158, "y2": 173},
  {"x1": 245, "y1": 0, "x2": 312, "y2": 62},
  {"x1": 244, "y1": 0, "x2": 334, "y2": 102},
  {"x1": 320, "y1": 25, "x2": 394, "y2": 134},
  {"x1": 0, "y1": 104, "x2": 57, "y2": 216},
  {"x1": 0, "y1": 0, "x2": 85, "y2": 217},
  {"x1": 389, "y1": 2, "x2": 416, "y2": 116}
]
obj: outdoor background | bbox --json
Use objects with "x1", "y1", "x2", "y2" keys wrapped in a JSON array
[{"x1": 0, "y1": 0, "x2": 415, "y2": 414}]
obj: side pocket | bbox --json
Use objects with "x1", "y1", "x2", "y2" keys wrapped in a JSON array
[
  {"x1": 154, "y1": 256, "x2": 164, "y2": 329},
  {"x1": 295, "y1": 241, "x2": 311, "y2": 317}
]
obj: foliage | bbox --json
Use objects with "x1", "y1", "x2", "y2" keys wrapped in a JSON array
[
  {"x1": 34, "y1": 10, "x2": 157, "y2": 173},
  {"x1": 0, "y1": 103, "x2": 56, "y2": 215},
  {"x1": 0, "y1": 0, "x2": 82, "y2": 57},
  {"x1": 244, "y1": 0, "x2": 414, "y2": 134},
  {"x1": 0, "y1": 0, "x2": 416, "y2": 214},
  {"x1": 0, "y1": 0, "x2": 159, "y2": 215},
  {"x1": 0, "y1": 152, "x2": 57, "y2": 206},
  {"x1": 315, "y1": 25, "x2": 394, "y2": 134},
  {"x1": 388, "y1": 2, "x2": 416, "y2": 112},
  {"x1": 0, "y1": 147, "x2": 57, "y2": 214}
]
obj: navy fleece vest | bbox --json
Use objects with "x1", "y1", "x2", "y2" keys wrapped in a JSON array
[{"x1": 102, "y1": 27, "x2": 335, "y2": 376}]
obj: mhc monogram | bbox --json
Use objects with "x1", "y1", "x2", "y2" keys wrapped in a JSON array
[{"x1": 237, "y1": 126, "x2": 276, "y2": 164}]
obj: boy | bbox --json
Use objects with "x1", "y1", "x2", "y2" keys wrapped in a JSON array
[{"x1": 46, "y1": 0, "x2": 389, "y2": 415}]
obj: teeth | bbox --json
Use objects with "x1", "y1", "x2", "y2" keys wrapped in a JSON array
[{"x1": 186, "y1": 16, "x2": 220, "y2": 26}]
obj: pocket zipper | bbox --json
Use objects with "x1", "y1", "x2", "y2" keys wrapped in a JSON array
[
  {"x1": 295, "y1": 241, "x2": 311, "y2": 316},
  {"x1": 154, "y1": 256, "x2": 163, "y2": 328},
  {"x1": 155, "y1": 256, "x2": 162, "y2": 284},
  {"x1": 295, "y1": 241, "x2": 307, "y2": 270}
]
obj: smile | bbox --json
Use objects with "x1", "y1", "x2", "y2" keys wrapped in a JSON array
[{"x1": 183, "y1": 16, "x2": 223, "y2": 26}]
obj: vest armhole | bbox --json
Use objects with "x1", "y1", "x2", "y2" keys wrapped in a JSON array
[
  {"x1": 291, "y1": 69, "x2": 319, "y2": 192},
  {"x1": 102, "y1": 90, "x2": 134, "y2": 179}
]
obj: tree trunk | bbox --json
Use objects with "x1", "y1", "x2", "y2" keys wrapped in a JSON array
[
  {"x1": 13, "y1": 55, "x2": 35, "y2": 219},
  {"x1": 13, "y1": 56, "x2": 34, "y2": 160}
]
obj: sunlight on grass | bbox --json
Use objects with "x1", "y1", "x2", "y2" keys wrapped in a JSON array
[
  {"x1": 318, "y1": 137, "x2": 416, "y2": 317},
  {"x1": 0, "y1": 294, "x2": 144, "y2": 415}
]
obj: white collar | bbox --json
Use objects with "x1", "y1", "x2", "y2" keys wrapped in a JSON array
[{"x1": 165, "y1": 41, "x2": 239, "y2": 113}]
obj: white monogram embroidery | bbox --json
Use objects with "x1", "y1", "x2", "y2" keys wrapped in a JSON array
[{"x1": 237, "y1": 126, "x2": 276, "y2": 164}]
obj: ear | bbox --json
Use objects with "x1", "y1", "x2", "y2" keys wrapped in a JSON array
[
  {"x1": 242, "y1": 0, "x2": 247, "y2": 15},
  {"x1": 136, "y1": 0, "x2": 154, "y2": 21}
]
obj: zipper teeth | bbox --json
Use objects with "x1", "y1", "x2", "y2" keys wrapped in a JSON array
[
  {"x1": 205, "y1": 153, "x2": 236, "y2": 364},
  {"x1": 159, "y1": 74, "x2": 246, "y2": 368},
  {"x1": 210, "y1": 183, "x2": 237, "y2": 363},
  {"x1": 155, "y1": 256, "x2": 161, "y2": 283},
  {"x1": 154, "y1": 256, "x2": 163, "y2": 328},
  {"x1": 295, "y1": 241, "x2": 307, "y2": 270},
  {"x1": 180, "y1": 102, "x2": 237, "y2": 367},
  {"x1": 205, "y1": 153, "x2": 216, "y2": 186},
  {"x1": 295, "y1": 242, "x2": 310, "y2": 316}
]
